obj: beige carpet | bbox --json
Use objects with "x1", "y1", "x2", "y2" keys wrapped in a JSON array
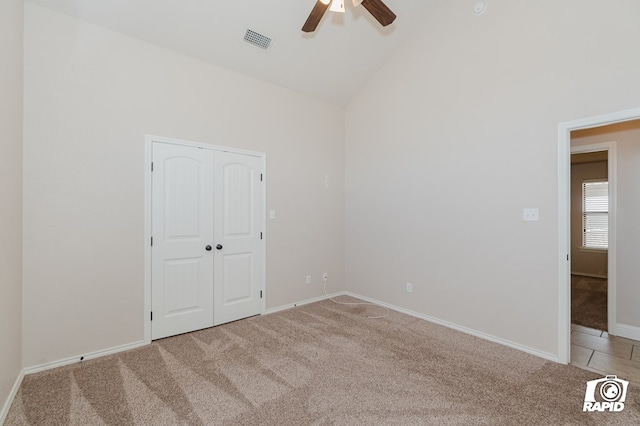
[
  {"x1": 6, "y1": 297, "x2": 640, "y2": 425},
  {"x1": 572, "y1": 275, "x2": 608, "y2": 331}
]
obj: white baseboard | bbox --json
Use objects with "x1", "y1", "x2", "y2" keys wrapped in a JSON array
[
  {"x1": 23, "y1": 340, "x2": 147, "y2": 376},
  {"x1": 0, "y1": 369, "x2": 25, "y2": 425},
  {"x1": 571, "y1": 272, "x2": 608, "y2": 279},
  {"x1": 21, "y1": 293, "x2": 349, "y2": 377},
  {"x1": 1, "y1": 340, "x2": 146, "y2": 422},
  {"x1": 3, "y1": 290, "x2": 565, "y2": 421},
  {"x1": 264, "y1": 291, "x2": 347, "y2": 316},
  {"x1": 610, "y1": 323, "x2": 640, "y2": 341},
  {"x1": 345, "y1": 292, "x2": 559, "y2": 363}
]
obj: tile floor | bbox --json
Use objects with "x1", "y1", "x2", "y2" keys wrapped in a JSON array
[{"x1": 571, "y1": 323, "x2": 640, "y2": 385}]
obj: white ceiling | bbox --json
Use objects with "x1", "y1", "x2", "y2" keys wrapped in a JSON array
[{"x1": 24, "y1": 0, "x2": 442, "y2": 105}]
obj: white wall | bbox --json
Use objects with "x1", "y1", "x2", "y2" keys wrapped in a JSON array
[
  {"x1": 21, "y1": 0, "x2": 640, "y2": 370},
  {"x1": 572, "y1": 121, "x2": 640, "y2": 329},
  {"x1": 0, "y1": 0, "x2": 23, "y2": 417},
  {"x1": 23, "y1": 4, "x2": 345, "y2": 368},
  {"x1": 345, "y1": 0, "x2": 640, "y2": 357}
]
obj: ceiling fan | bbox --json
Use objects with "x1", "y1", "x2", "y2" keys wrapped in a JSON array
[{"x1": 302, "y1": 0, "x2": 397, "y2": 33}]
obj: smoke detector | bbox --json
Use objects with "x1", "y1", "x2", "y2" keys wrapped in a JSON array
[{"x1": 473, "y1": 1, "x2": 488, "y2": 16}]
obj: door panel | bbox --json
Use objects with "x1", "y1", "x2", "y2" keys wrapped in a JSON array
[
  {"x1": 152, "y1": 142, "x2": 215, "y2": 339},
  {"x1": 164, "y1": 259, "x2": 201, "y2": 315},
  {"x1": 214, "y1": 152, "x2": 262, "y2": 325},
  {"x1": 223, "y1": 253, "x2": 253, "y2": 303},
  {"x1": 224, "y1": 164, "x2": 253, "y2": 236},
  {"x1": 164, "y1": 157, "x2": 202, "y2": 238}
]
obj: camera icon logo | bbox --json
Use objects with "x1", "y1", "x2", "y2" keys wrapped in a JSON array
[{"x1": 583, "y1": 375, "x2": 629, "y2": 412}]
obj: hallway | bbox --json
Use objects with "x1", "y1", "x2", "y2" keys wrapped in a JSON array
[{"x1": 571, "y1": 323, "x2": 640, "y2": 385}]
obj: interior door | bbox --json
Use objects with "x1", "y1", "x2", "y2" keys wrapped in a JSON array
[
  {"x1": 213, "y1": 151, "x2": 263, "y2": 325},
  {"x1": 151, "y1": 142, "x2": 215, "y2": 339}
]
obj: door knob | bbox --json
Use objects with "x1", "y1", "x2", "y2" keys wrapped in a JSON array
[
  {"x1": 205, "y1": 245, "x2": 212, "y2": 251},
  {"x1": 216, "y1": 244, "x2": 223, "y2": 250}
]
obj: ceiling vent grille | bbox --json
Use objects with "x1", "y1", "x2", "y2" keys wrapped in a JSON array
[{"x1": 243, "y1": 29, "x2": 272, "y2": 51}]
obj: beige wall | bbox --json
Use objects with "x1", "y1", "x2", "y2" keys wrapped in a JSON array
[
  {"x1": 23, "y1": 5, "x2": 345, "y2": 368},
  {"x1": 572, "y1": 120, "x2": 640, "y2": 329},
  {"x1": 19, "y1": 0, "x2": 640, "y2": 370},
  {"x1": 0, "y1": 0, "x2": 23, "y2": 416},
  {"x1": 570, "y1": 159, "x2": 608, "y2": 277},
  {"x1": 345, "y1": 0, "x2": 640, "y2": 356}
]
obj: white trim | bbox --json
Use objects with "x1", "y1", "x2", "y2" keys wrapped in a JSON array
[
  {"x1": 558, "y1": 123, "x2": 571, "y2": 365},
  {"x1": 146, "y1": 134, "x2": 265, "y2": 158},
  {"x1": 571, "y1": 272, "x2": 608, "y2": 280},
  {"x1": 1, "y1": 289, "x2": 339, "y2": 420},
  {"x1": 607, "y1": 145, "x2": 617, "y2": 338},
  {"x1": 0, "y1": 370, "x2": 24, "y2": 425},
  {"x1": 612, "y1": 323, "x2": 640, "y2": 341},
  {"x1": 144, "y1": 135, "x2": 267, "y2": 343},
  {"x1": 260, "y1": 290, "x2": 558, "y2": 361},
  {"x1": 263, "y1": 291, "x2": 348, "y2": 316},
  {"x1": 558, "y1": 106, "x2": 640, "y2": 364},
  {"x1": 260, "y1": 155, "x2": 267, "y2": 315},
  {"x1": 578, "y1": 247, "x2": 608, "y2": 254},
  {"x1": 1, "y1": 285, "x2": 569, "y2": 421},
  {"x1": 345, "y1": 292, "x2": 558, "y2": 362},
  {"x1": 23, "y1": 341, "x2": 147, "y2": 376},
  {"x1": 144, "y1": 137, "x2": 152, "y2": 344},
  {"x1": 1, "y1": 340, "x2": 146, "y2": 421}
]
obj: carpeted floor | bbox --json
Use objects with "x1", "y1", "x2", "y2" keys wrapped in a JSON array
[
  {"x1": 571, "y1": 275, "x2": 608, "y2": 331},
  {"x1": 6, "y1": 297, "x2": 639, "y2": 425}
]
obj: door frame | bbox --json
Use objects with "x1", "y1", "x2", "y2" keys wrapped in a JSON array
[
  {"x1": 557, "y1": 107, "x2": 640, "y2": 364},
  {"x1": 144, "y1": 135, "x2": 267, "y2": 344}
]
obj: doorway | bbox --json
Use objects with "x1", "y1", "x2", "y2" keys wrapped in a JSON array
[
  {"x1": 144, "y1": 136, "x2": 266, "y2": 342},
  {"x1": 569, "y1": 147, "x2": 610, "y2": 333},
  {"x1": 558, "y1": 108, "x2": 640, "y2": 364}
]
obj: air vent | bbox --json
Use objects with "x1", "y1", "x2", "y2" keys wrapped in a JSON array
[{"x1": 243, "y1": 29, "x2": 272, "y2": 51}]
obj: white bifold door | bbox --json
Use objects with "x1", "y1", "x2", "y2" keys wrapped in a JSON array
[{"x1": 151, "y1": 142, "x2": 263, "y2": 340}]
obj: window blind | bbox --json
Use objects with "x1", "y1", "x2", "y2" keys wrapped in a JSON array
[{"x1": 582, "y1": 180, "x2": 608, "y2": 249}]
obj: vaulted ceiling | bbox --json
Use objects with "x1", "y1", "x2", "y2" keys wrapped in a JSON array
[{"x1": 24, "y1": 0, "x2": 443, "y2": 105}]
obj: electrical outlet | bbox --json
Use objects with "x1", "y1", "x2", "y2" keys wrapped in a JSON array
[
  {"x1": 306, "y1": 275, "x2": 312, "y2": 285},
  {"x1": 406, "y1": 282, "x2": 413, "y2": 293},
  {"x1": 322, "y1": 272, "x2": 328, "y2": 282}
]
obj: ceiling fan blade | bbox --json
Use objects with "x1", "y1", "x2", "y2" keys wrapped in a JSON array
[
  {"x1": 361, "y1": 0, "x2": 397, "y2": 27},
  {"x1": 302, "y1": 1, "x2": 330, "y2": 33}
]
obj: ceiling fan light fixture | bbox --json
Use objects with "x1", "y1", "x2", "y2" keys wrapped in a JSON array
[
  {"x1": 329, "y1": 0, "x2": 346, "y2": 13},
  {"x1": 302, "y1": 0, "x2": 396, "y2": 33}
]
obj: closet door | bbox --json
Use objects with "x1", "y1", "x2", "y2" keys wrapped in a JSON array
[
  {"x1": 213, "y1": 151, "x2": 263, "y2": 325},
  {"x1": 151, "y1": 142, "x2": 215, "y2": 339}
]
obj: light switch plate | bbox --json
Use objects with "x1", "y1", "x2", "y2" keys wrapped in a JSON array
[
  {"x1": 269, "y1": 210, "x2": 276, "y2": 220},
  {"x1": 523, "y1": 208, "x2": 539, "y2": 221}
]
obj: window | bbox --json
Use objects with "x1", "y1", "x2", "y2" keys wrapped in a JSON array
[{"x1": 582, "y1": 180, "x2": 608, "y2": 250}]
